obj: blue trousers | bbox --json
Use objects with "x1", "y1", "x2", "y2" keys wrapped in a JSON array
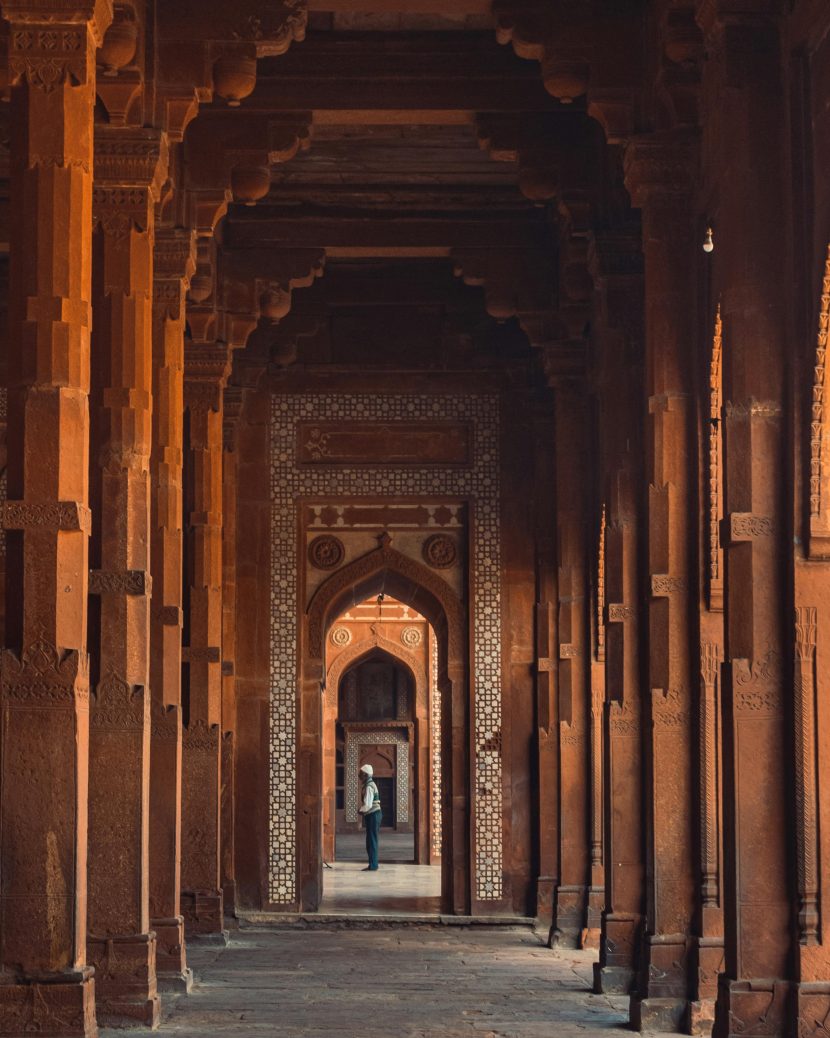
[{"x1": 364, "y1": 810, "x2": 381, "y2": 869}]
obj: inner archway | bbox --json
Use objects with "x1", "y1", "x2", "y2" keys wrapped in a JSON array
[{"x1": 300, "y1": 541, "x2": 469, "y2": 915}]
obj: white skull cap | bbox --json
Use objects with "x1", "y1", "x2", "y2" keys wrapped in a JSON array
[{"x1": 360, "y1": 764, "x2": 373, "y2": 777}]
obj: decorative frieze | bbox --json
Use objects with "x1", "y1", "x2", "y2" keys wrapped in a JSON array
[
  {"x1": 3, "y1": 500, "x2": 92, "y2": 533},
  {"x1": 89, "y1": 569, "x2": 151, "y2": 596}
]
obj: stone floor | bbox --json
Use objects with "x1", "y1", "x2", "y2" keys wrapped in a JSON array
[
  {"x1": 321, "y1": 859, "x2": 442, "y2": 916},
  {"x1": 334, "y1": 830, "x2": 416, "y2": 863},
  {"x1": 110, "y1": 927, "x2": 683, "y2": 1038}
]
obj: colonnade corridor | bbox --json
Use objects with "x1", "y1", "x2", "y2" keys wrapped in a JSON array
[
  {"x1": 100, "y1": 927, "x2": 653, "y2": 1038},
  {"x1": 1, "y1": 2, "x2": 829, "y2": 1038}
]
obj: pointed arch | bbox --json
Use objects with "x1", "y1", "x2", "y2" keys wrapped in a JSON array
[
  {"x1": 326, "y1": 634, "x2": 428, "y2": 710},
  {"x1": 298, "y1": 543, "x2": 470, "y2": 916}
]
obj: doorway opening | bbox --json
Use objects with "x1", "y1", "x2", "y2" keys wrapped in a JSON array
[
  {"x1": 299, "y1": 539, "x2": 470, "y2": 917},
  {"x1": 319, "y1": 595, "x2": 443, "y2": 914}
]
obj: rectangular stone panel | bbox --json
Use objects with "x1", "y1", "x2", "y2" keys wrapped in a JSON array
[{"x1": 297, "y1": 421, "x2": 472, "y2": 466}]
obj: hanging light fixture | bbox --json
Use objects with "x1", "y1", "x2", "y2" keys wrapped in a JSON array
[{"x1": 702, "y1": 226, "x2": 714, "y2": 253}]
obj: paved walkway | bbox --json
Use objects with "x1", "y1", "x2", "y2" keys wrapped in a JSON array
[
  {"x1": 321, "y1": 860, "x2": 441, "y2": 916},
  {"x1": 112, "y1": 927, "x2": 683, "y2": 1038}
]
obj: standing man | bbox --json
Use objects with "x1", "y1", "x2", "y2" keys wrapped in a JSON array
[{"x1": 358, "y1": 763, "x2": 382, "y2": 871}]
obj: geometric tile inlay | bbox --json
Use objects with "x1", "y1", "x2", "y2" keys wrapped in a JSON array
[{"x1": 270, "y1": 393, "x2": 502, "y2": 904}]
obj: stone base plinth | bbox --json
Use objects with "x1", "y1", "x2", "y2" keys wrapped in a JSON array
[
  {"x1": 630, "y1": 995, "x2": 687, "y2": 1033},
  {"x1": 795, "y1": 982, "x2": 830, "y2": 1038},
  {"x1": 580, "y1": 927, "x2": 601, "y2": 950},
  {"x1": 689, "y1": 998, "x2": 716, "y2": 1035},
  {"x1": 593, "y1": 963, "x2": 635, "y2": 995},
  {"x1": 535, "y1": 875, "x2": 555, "y2": 938},
  {"x1": 0, "y1": 973, "x2": 97, "y2": 1038},
  {"x1": 551, "y1": 884, "x2": 586, "y2": 948},
  {"x1": 86, "y1": 932, "x2": 160, "y2": 1029},
  {"x1": 181, "y1": 889, "x2": 225, "y2": 938},
  {"x1": 151, "y1": 917, "x2": 192, "y2": 992},
  {"x1": 714, "y1": 978, "x2": 788, "y2": 1037}
]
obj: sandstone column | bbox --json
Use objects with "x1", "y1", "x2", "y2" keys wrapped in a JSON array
[
  {"x1": 149, "y1": 228, "x2": 195, "y2": 991},
  {"x1": 590, "y1": 232, "x2": 646, "y2": 996},
  {"x1": 0, "y1": 3, "x2": 111, "y2": 1034},
  {"x1": 181, "y1": 347, "x2": 229, "y2": 939},
  {"x1": 624, "y1": 135, "x2": 697, "y2": 1033},
  {"x1": 220, "y1": 391, "x2": 242, "y2": 918},
  {"x1": 551, "y1": 382, "x2": 591, "y2": 947},
  {"x1": 699, "y1": 5, "x2": 797, "y2": 1035},
  {"x1": 584, "y1": 501, "x2": 606, "y2": 949},
  {"x1": 85, "y1": 124, "x2": 167, "y2": 1029},
  {"x1": 531, "y1": 395, "x2": 558, "y2": 933}
]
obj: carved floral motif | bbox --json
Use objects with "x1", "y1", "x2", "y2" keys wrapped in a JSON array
[
  {"x1": 308, "y1": 535, "x2": 345, "y2": 570},
  {"x1": 422, "y1": 533, "x2": 457, "y2": 569},
  {"x1": 329, "y1": 626, "x2": 351, "y2": 647},
  {"x1": 401, "y1": 626, "x2": 422, "y2": 648}
]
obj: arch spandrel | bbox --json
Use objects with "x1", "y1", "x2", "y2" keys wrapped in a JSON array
[
  {"x1": 326, "y1": 634, "x2": 428, "y2": 710},
  {"x1": 306, "y1": 544, "x2": 465, "y2": 664}
]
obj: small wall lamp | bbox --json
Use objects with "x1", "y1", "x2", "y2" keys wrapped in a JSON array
[{"x1": 703, "y1": 226, "x2": 714, "y2": 253}]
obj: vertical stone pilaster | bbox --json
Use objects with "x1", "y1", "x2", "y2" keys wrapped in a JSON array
[
  {"x1": 584, "y1": 503, "x2": 606, "y2": 950},
  {"x1": 149, "y1": 228, "x2": 195, "y2": 991},
  {"x1": 85, "y1": 125, "x2": 167, "y2": 1029},
  {"x1": 0, "y1": 4, "x2": 112, "y2": 1034},
  {"x1": 181, "y1": 349, "x2": 229, "y2": 940},
  {"x1": 624, "y1": 136, "x2": 698, "y2": 1033},
  {"x1": 530, "y1": 397, "x2": 558, "y2": 933},
  {"x1": 220, "y1": 396, "x2": 241, "y2": 917},
  {"x1": 699, "y1": 7, "x2": 798, "y2": 1035},
  {"x1": 590, "y1": 231, "x2": 646, "y2": 997},
  {"x1": 551, "y1": 383, "x2": 591, "y2": 947}
]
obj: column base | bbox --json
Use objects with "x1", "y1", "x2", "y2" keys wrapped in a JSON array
[
  {"x1": 151, "y1": 917, "x2": 192, "y2": 992},
  {"x1": 0, "y1": 971, "x2": 97, "y2": 1038},
  {"x1": 580, "y1": 927, "x2": 601, "y2": 950},
  {"x1": 535, "y1": 874, "x2": 556, "y2": 938},
  {"x1": 689, "y1": 998, "x2": 716, "y2": 1035},
  {"x1": 551, "y1": 884, "x2": 587, "y2": 948},
  {"x1": 593, "y1": 963, "x2": 636, "y2": 995},
  {"x1": 713, "y1": 977, "x2": 788, "y2": 1038},
  {"x1": 795, "y1": 981, "x2": 830, "y2": 1037},
  {"x1": 630, "y1": 995, "x2": 688, "y2": 1033},
  {"x1": 594, "y1": 912, "x2": 641, "y2": 993},
  {"x1": 86, "y1": 932, "x2": 160, "y2": 1029},
  {"x1": 181, "y1": 889, "x2": 225, "y2": 939}
]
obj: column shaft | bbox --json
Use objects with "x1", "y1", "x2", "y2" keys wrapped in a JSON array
[
  {"x1": 0, "y1": 5, "x2": 111, "y2": 1034},
  {"x1": 701, "y1": 8, "x2": 796, "y2": 1035},
  {"x1": 181, "y1": 366, "x2": 227, "y2": 939},
  {"x1": 624, "y1": 140, "x2": 698, "y2": 1033},
  {"x1": 552, "y1": 385, "x2": 591, "y2": 947},
  {"x1": 149, "y1": 229, "x2": 194, "y2": 991}
]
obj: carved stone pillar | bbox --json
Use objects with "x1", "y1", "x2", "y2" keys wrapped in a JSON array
[
  {"x1": 220, "y1": 391, "x2": 242, "y2": 918},
  {"x1": 149, "y1": 228, "x2": 195, "y2": 992},
  {"x1": 584, "y1": 501, "x2": 606, "y2": 950},
  {"x1": 699, "y1": 7, "x2": 799, "y2": 1036},
  {"x1": 590, "y1": 232, "x2": 646, "y2": 997},
  {"x1": 551, "y1": 382, "x2": 591, "y2": 947},
  {"x1": 85, "y1": 124, "x2": 166, "y2": 1029},
  {"x1": 181, "y1": 350, "x2": 228, "y2": 940},
  {"x1": 624, "y1": 135, "x2": 697, "y2": 1033},
  {"x1": 0, "y1": 4, "x2": 111, "y2": 1034},
  {"x1": 530, "y1": 397, "x2": 558, "y2": 933}
]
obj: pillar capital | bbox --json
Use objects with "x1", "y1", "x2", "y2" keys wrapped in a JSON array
[
  {"x1": 2, "y1": 0, "x2": 113, "y2": 50},
  {"x1": 623, "y1": 132, "x2": 697, "y2": 212},
  {"x1": 93, "y1": 126, "x2": 168, "y2": 239}
]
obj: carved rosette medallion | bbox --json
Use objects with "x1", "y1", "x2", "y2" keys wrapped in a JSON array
[
  {"x1": 422, "y1": 533, "x2": 457, "y2": 569},
  {"x1": 401, "y1": 626, "x2": 422, "y2": 648},
  {"x1": 308, "y1": 535, "x2": 345, "y2": 570},
  {"x1": 329, "y1": 627, "x2": 351, "y2": 648}
]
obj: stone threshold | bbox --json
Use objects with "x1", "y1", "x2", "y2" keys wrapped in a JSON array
[{"x1": 235, "y1": 911, "x2": 538, "y2": 929}]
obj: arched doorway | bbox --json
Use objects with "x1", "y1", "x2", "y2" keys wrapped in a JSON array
[
  {"x1": 300, "y1": 541, "x2": 469, "y2": 914},
  {"x1": 324, "y1": 627, "x2": 437, "y2": 868}
]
